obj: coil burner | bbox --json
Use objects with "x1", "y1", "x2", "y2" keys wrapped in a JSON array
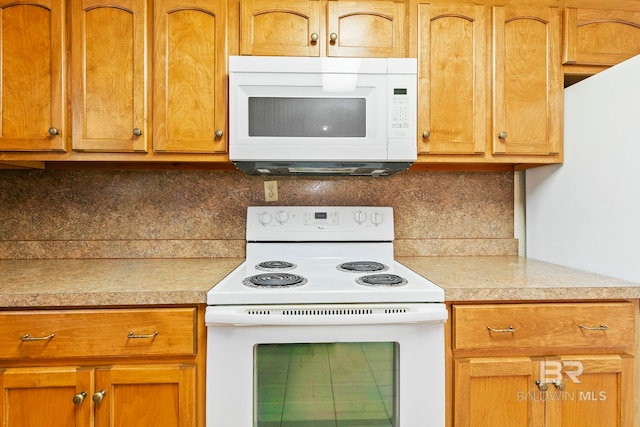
[
  {"x1": 243, "y1": 273, "x2": 308, "y2": 289},
  {"x1": 356, "y1": 274, "x2": 408, "y2": 287},
  {"x1": 255, "y1": 261, "x2": 297, "y2": 271},
  {"x1": 337, "y1": 261, "x2": 388, "y2": 273}
]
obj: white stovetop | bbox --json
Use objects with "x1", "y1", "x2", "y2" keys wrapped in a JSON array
[{"x1": 207, "y1": 242, "x2": 444, "y2": 305}]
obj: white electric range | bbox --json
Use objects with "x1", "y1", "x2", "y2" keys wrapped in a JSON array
[{"x1": 205, "y1": 206, "x2": 446, "y2": 427}]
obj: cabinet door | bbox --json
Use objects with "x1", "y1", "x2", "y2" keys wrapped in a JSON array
[
  {"x1": 492, "y1": 6, "x2": 562, "y2": 157},
  {"x1": 0, "y1": 367, "x2": 92, "y2": 427},
  {"x1": 0, "y1": 0, "x2": 65, "y2": 152},
  {"x1": 240, "y1": 0, "x2": 321, "y2": 56},
  {"x1": 417, "y1": 3, "x2": 486, "y2": 156},
  {"x1": 153, "y1": 0, "x2": 227, "y2": 153},
  {"x1": 70, "y1": 0, "x2": 148, "y2": 152},
  {"x1": 454, "y1": 357, "x2": 543, "y2": 427},
  {"x1": 545, "y1": 355, "x2": 635, "y2": 427},
  {"x1": 95, "y1": 364, "x2": 196, "y2": 427},
  {"x1": 327, "y1": 0, "x2": 405, "y2": 57},
  {"x1": 564, "y1": 8, "x2": 640, "y2": 68}
]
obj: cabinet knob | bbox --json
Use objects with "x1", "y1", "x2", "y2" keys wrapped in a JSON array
[
  {"x1": 73, "y1": 391, "x2": 87, "y2": 405},
  {"x1": 92, "y1": 390, "x2": 106, "y2": 404},
  {"x1": 552, "y1": 380, "x2": 565, "y2": 390},
  {"x1": 48, "y1": 127, "x2": 60, "y2": 136},
  {"x1": 422, "y1": 131, "x2": 431, "y2": 139},
  {"x1": 133, "y1": 128, "x2": 143, "y2": 136},
  {"x1": 329, "y1": 33, "x2": 338, "y2": 43},
  {"x1": 535, "y1": 380, "x2": 548, "y2": 392},
  {"x1": 498, "y1": 131, "x2": 507, "y2": 139},
  {"x1": 215, "y1": 129, "x2": 224, "y2": 139},
  {"x1": 310, "y1": 33, "x2": 318, "y2": 43}
]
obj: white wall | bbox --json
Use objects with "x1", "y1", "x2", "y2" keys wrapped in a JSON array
[{"x1": 526, "y1": 55, "x2": 640, "y2": 283}]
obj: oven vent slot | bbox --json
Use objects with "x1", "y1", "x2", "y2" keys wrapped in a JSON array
[{"x1": 245, "y1": 307, "x2": 410, "y2": 316}]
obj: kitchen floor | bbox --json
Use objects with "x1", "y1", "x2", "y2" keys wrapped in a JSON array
[{"x1": 256, "y1": 342, "x2": 398, "y2": 427}]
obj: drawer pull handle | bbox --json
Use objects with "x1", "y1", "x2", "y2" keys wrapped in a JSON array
[
  {"x1": 578, "y1": 324, "x2": 608, "y2": 331},
  {"x1": 487, "y1": 325, "x2": 515, "y2": 333},
  {"x1": 21, "y1": 333, "x2": 55, "y2": 341},
  {"x1": 127, "y1": 330, "x2": 159, "y2": 339}
]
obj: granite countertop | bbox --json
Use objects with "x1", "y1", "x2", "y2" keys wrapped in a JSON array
[
  {"x1": 0, "y1": 258, "x2": 244, "y2": 307},
  {"x1": 398, "y1": 256, "x2": 640, "y2": 301},
  {"x1": 1, "y1": 256, "x2": 639, "y2": 308}
]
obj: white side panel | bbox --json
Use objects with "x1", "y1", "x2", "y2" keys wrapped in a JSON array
[{"x1": 526, "y1": 54, "x2": 640, "y2": 283}]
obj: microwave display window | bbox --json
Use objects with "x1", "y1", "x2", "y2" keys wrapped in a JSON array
[{"x1": 248, "y1": 98, "x2": 366, "y2": 138}]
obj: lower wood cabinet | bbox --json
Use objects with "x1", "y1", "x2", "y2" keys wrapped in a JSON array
[
  {"x1": 0, "y1": 306, "x2": 203, "y2": 427},
  {"x1": 1, "y1": 364, "x2": 195, "y2": 427},
  {"x1": 450, "y1": 301, "x2": 638, "y2": 427}
]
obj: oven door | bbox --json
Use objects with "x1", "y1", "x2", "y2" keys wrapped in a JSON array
[{"x1": 205, "y1": 303, "x2": 446, "y2": 427}]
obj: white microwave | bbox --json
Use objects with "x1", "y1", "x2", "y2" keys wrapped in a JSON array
[{"x1": 228, "y1": 56, "x2": 417, "y2": 176}]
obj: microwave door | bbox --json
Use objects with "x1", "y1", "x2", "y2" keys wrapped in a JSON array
[{"x1": 230, "y1": 74, "x2": 388, "y2": 161}]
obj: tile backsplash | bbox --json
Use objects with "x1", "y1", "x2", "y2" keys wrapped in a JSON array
[{"x1": 0, "y1": 169, "x2": 517, "y2": 259}]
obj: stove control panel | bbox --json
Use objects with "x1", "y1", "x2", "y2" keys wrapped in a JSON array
[
  {"x1": 247, "y1": 206, "x2": 394, "y2": 241},
  {"x1": 303, "y1": 211, "x2": 339, "y2": 226}
]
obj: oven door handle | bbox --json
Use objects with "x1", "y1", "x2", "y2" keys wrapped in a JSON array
[{"x1": 206, "y1": 304, "x2": 447, "y2": 326}]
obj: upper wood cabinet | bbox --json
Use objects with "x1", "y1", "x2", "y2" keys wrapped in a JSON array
[
  {"x1": 240, "y1": 0, "x2": 406, "y2": 57},
  {"x1": 417, "y1": 3, "x2": 487, "y2": 156},
  {"x1": 153, "y1": 0, "x2": 228, "y2": 153},
  {"x1": 563, "y1": 7, "x2": 640, "y2": 71},
  {"x1": 70, "y1": 0, "x2": 149, "y2": 153},
  {"x1": 415, "y1": 4, "x2": 563, "y2": 165},
  {"x1": 491, "y1": 6, "x2": 563, "y2": 158},
  {"x1": 0, "y1": 0, "x2": 66, "y2": 152}
]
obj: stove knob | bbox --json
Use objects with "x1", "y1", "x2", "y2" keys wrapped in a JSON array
[
  {"x1": 276, "y1": 210, "x2": 290, "y2": 224},
  {"x1": 258, "y1": 212, "x2": 272, "y2": 226},
  {"x1": 353, "y1": 210, "x2": 367, "y2": 224},
  {"x1": 370, "y1": 212, "x2": 384, "y2": 226}
]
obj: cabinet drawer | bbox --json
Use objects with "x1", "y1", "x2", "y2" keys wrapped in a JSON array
[
  {"x1": 0, "y1": 307, "x2": 197, "y2": 360},
  {"x1": 453, "y1": 302, "x2": 635, "y2": 351}
]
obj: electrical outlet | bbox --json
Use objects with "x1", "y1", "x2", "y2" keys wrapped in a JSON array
[{"x1": 264, "y1": 181, "x2": 278, "y2": 202}]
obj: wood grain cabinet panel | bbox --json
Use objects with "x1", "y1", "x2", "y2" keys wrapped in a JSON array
[
  {"x1": 0, "y1": 307, "x2": 196, "y2": 360},
  {"x1": 240, "y1": 0, "x2": 405, "y2": 57},
  {"x1": 153, "y1": 0, "x2": 228, "y2": 153},
  {"x1": 70, "y1": 0, "x2": 148, "y2": 153},
  {"x1": 417, "y1": 3, "x2": 487, "y2": 156},
  {"x1": 452, "y1": 301, "x2": 637, "y2": 427},
  {"x1": 327, "y1": 0, "x2": 405, "y2": 58},
  {"x1": 453, "y1": 302, "x2": 635, "y2": 351},
  {"x1": 0, "y1": 306, "x2": 201, "y2": 427},
  {"x1": 0, "y1": 0, "x2": 66, "y2": 152},
  {"x1": 564, "y1": 7, "x2": 640, "y2": 69},
  {"x1": 240, "y1": 0, "x2": 321, "y2": 56},
  {"x1": 492, "y1": 5, "x2": 563, "y2": 157},
  {"x1": 94, "y1": 364, "x2": 196, "y2": 427},
  {"x1": 0, "y1": 367, "x2": 92, "y2": 427}
]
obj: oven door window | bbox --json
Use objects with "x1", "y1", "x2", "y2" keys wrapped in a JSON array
[{"x1": 254, "y1": 342, "x2": 399, "y2": 427}]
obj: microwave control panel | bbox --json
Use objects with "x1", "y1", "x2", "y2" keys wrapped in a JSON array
[
  {"x1": 391, "y1": 89, "x2": 411, "y2": 137},
  {"x1": 387, "y1": 73, "x2": 416, "y2": 140}
]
